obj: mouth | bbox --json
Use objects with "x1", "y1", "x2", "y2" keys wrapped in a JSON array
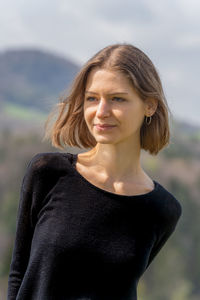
[
  {"x1": 94, "y1": 124, "x2": 116, "y2": 128},
  {"x1": 94, "y1": 124, "x2": 116, "y2": 130}
]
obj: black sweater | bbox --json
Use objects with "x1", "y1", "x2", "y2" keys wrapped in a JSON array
[{"x1": 7, "y1": 152, "x2": 182, "y2": 300}]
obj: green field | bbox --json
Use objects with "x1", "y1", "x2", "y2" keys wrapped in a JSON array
[{"x1": 3, "y1": 102, "x2": 47, "y2": 122}]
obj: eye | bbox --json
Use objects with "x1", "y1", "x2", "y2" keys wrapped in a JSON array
[
  {"x1": 85, "y1": 97, "x2": 96, "y2": 101},
  {"x1": 85, "y1": 96, "x2": 125, "y2": 102},
  {"x1": 112, "y1": 97, "x2": 125, "y2": 102}
]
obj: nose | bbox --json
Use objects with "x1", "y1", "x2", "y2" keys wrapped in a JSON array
[{"x1": 96, "y1": 98, "x2": 111, "y2": 118}]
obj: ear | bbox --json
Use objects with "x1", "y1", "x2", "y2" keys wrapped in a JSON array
[{"x1": 144, "y1": 98, "x2": 158, "y2": 116}]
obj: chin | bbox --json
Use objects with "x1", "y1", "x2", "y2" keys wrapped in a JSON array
[{"x1": 93, "y1": 135, "x2": 119, "y2": 144}]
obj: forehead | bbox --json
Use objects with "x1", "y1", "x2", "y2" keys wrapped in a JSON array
[{"x1": 86, "y1": 67, "x2": 131, "y2": 87}]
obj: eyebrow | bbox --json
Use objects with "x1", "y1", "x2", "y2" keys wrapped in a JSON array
[{"x1": 85, "y1": 91, "x2": 129, "y2": 95}]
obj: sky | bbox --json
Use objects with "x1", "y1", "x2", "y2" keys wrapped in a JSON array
[{"x1": 0, "y1": 0, "x2": 200, "y2": 126}]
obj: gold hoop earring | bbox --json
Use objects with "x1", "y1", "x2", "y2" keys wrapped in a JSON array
[{"x1": 145, "y1": 115, "x2": 152, "y2": 125}]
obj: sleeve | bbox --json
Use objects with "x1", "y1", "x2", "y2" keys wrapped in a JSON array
[
  {"x1": 7, "y1": 153, "x2": 43, "y2": 300},
  {"x1": 145, "y1": 197, "x2": 182, "y2": 271}
]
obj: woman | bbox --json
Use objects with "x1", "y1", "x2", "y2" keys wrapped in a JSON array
[{"x1": 7, "y1": 43, "x2": 182, "y2": 300}]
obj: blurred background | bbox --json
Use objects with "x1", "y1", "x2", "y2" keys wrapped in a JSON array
[{"x1": 0, "y1": 0, "x2": 200, "y2": 299}]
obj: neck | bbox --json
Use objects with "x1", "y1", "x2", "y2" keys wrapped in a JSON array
[{"x1": 85, "y1": 141, "x2": 144, "y2": 181}]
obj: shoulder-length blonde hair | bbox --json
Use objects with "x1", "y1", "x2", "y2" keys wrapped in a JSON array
[{"x1": 43, "y1": 43, "x2": 172, "y2": 155}]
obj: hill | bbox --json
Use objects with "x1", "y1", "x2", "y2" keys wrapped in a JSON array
[{"x1": 0, "y1": 48, "x2": 80, "y2": 112}]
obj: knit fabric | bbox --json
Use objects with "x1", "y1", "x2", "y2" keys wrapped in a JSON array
[{"x1": 7, "y1": 152, "x2": 182, "y2": 300}]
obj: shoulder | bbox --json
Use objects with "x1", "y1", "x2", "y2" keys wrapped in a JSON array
[
  {"x1": 160, "y1": 183, "x2": 182, "y2": 219},
  {"x1": 151, "y1": 182, "x2": 182, "y2": 229},
  {"x1": 22, "y1": 152, "x2": 73, "y2": 192},
  {"x1": 26, "y1": 152, "x2": 72, "y2": 172}
]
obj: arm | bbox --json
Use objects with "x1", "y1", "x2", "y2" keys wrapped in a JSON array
[
  {"x1": 7, "y1": 154, "x2": 42, "y2": 300},
  {"x1": 145, "y1": 197, "x2": 182, "y2": 270},
  {"x1": 7, "y1": 152, "x2": 66, "y2": 299}
]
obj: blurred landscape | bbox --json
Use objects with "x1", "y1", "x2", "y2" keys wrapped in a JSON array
[{"x1": 0, "y1": 49, "x2": 200, "y2": 300}]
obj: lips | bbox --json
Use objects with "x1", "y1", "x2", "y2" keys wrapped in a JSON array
[
  {"x1": 94, "y1": 124, "x2": 116, "y2": 127},
  {"x1": 94, "y1": 124, "x2": 116, "y2": 131}
]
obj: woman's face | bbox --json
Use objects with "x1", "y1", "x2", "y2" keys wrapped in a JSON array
[{"x1": 83, "y1": 67, "x2": 154, "y2": 146}]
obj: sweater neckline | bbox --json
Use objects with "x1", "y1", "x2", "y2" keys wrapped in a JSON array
[{"x1": 68, "y1": 152, "x2": 160, "y2": 199}]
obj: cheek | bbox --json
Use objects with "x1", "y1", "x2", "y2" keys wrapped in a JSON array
[
  {"x1": 83, "y1": 107, "x2": 95, "y2": 129},
  {"x1": 84, "y1": 107, "x2": 91, "y2": 120},
  {"x1": 123, "y1": 109, "x2": 145, "y2": 131}
]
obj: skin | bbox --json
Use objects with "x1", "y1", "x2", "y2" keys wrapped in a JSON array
[{"x1": 76, "y1": 67, "x2": 158, "y2": 195}]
